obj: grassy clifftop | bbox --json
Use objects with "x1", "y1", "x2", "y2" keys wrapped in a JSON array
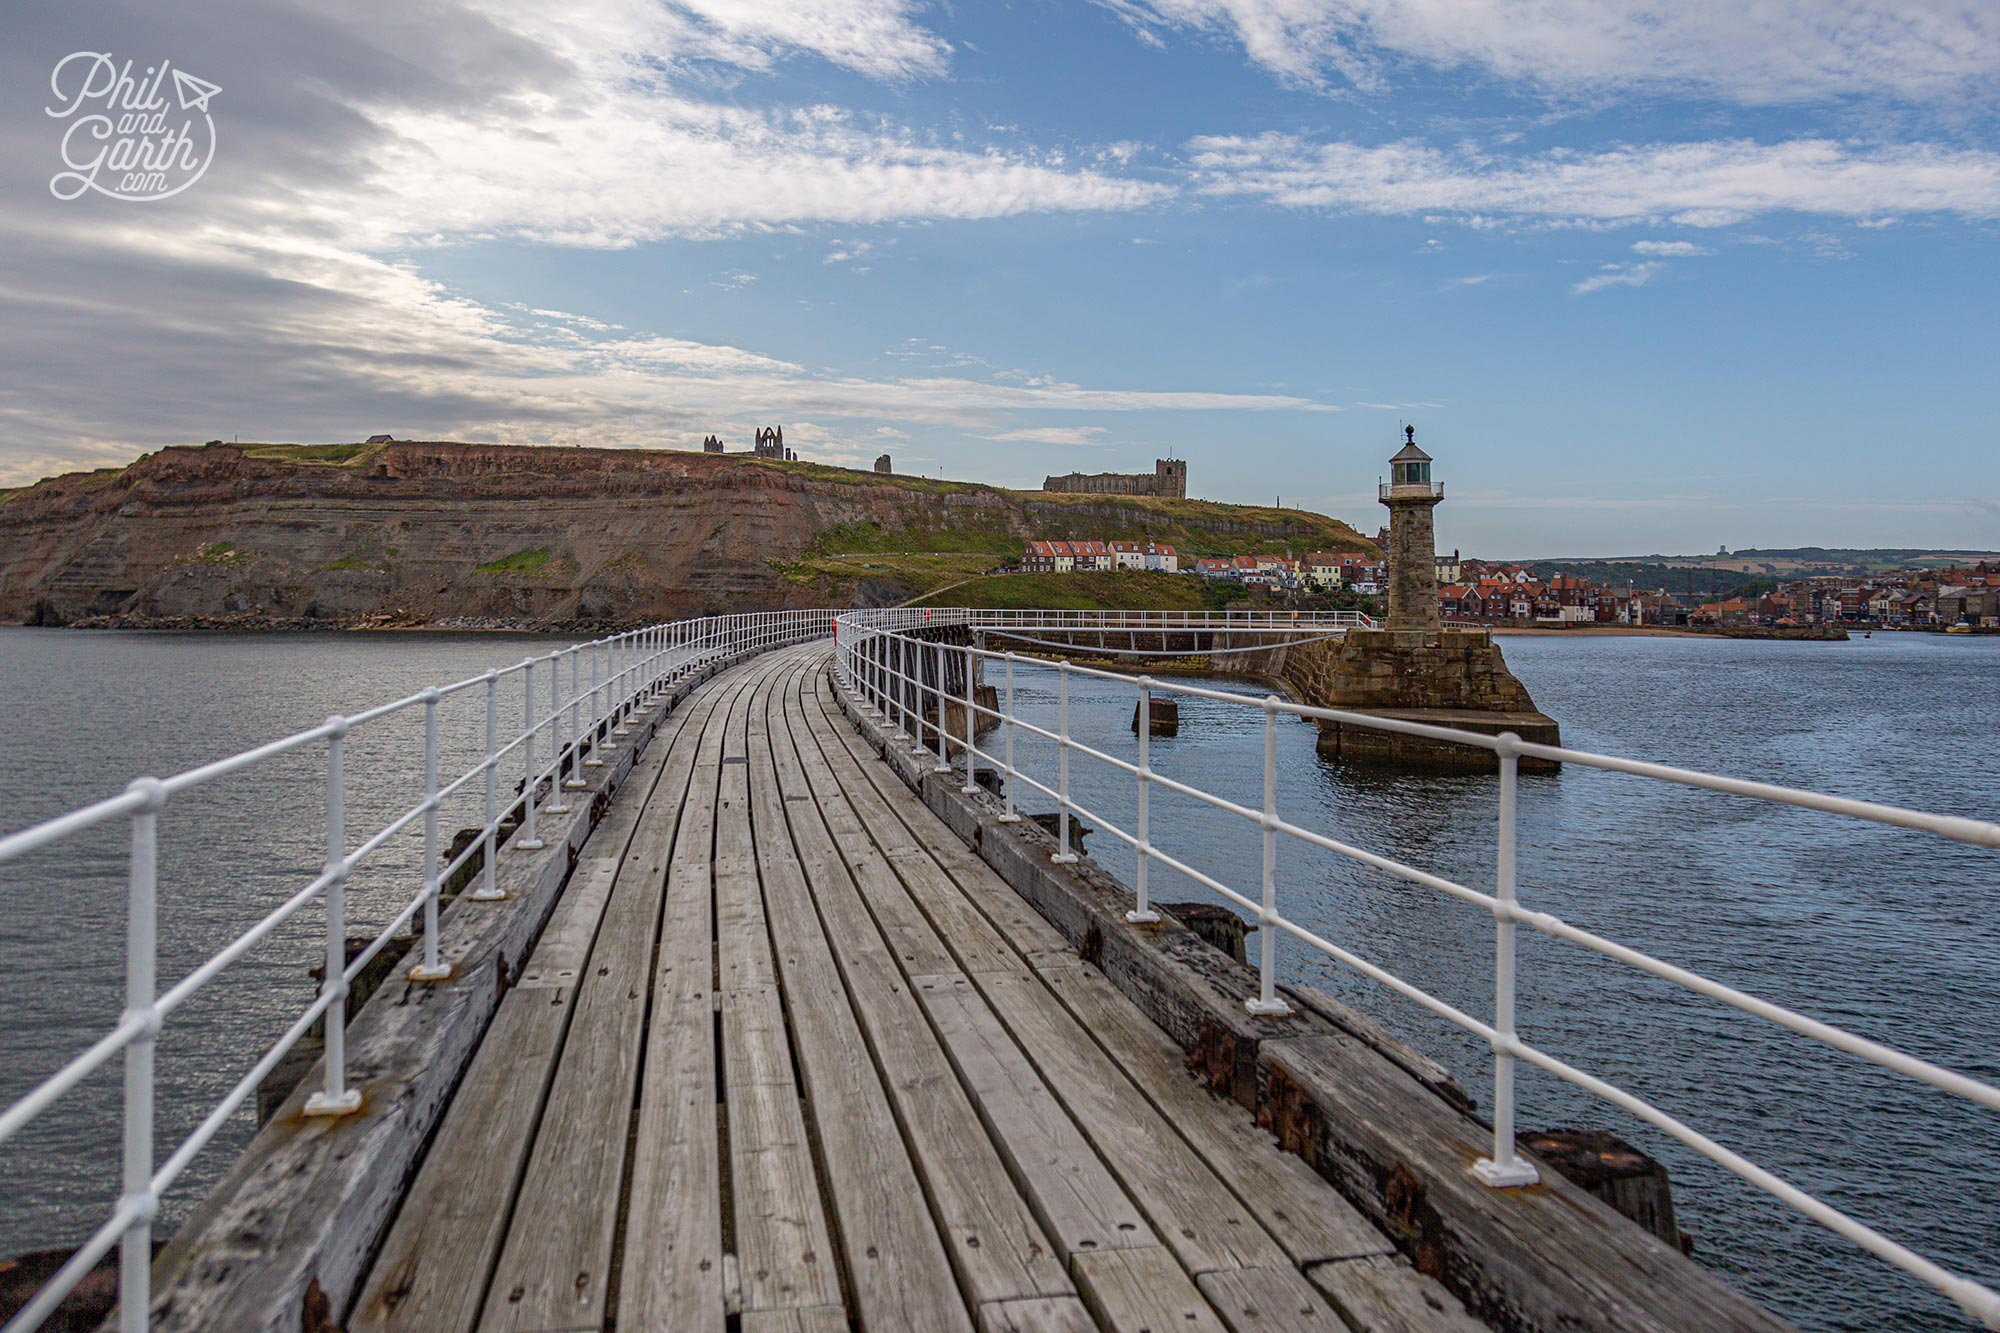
[
  {"x1": 3, "y1": 439, "x2": 1372, "y2": 626},
  {"x1": 909, "y1": 569, "x2": 1216, "y2": 612},
  {"x1": 781, "y1": 489, "x2": 1370, "y2": 602}
]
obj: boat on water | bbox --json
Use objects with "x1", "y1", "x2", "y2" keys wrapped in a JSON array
[{"x1": 1946, "y1": 620, "x2": 1973, "y2": 634}]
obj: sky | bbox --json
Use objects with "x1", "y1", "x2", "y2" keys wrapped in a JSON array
[{"x1": 2, "y1": 0, "x2": 1996, "y2": 557}]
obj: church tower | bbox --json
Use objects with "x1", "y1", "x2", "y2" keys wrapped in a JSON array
[{"x1": 1379, "y1": 426, "x2": 1444, "y2": 637}]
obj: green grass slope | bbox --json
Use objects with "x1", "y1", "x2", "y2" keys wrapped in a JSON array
[{"x1": 910, "y1": 569, "x2": 1217, "y2": 612}]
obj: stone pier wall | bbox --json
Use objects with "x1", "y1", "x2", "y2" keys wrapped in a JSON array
[
  {"x1": 1282, "y1": 629, "x2": 1538, "y2": 713},
  {"x1": 1280, "y1": 629, "x2": 1560, "y2": 770}
]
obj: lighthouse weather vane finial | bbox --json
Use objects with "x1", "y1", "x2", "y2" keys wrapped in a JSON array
[{"x1": 1405, "y1": 424, "x2": 1416, "y2": 444}]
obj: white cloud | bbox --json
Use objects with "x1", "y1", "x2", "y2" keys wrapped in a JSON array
[
  {"x1": 1572, "y1": 261, "x2": 1661, "y2": 294},
  {"x1": 1631, "y1": 240, "x2": 1712, "y2": 256},
  {"x1": 663, "y1": 0, "x2": 952, "y2": 79},
  {"x1": 984, "y1": 426, "x2": 1114, "y2": 446},
  {"x1": 1101, "y1": 0, "x2": 2000, "y2": 103},
  {"x1": 1188, "y1": 135, "x2": 2000, "y2": 227},
  {"x1": 349, "y1": 96, "x2": 1166, "y2": 250},
  {"x1": 0, "y1": 0, "x2": 1191, "y2": 482},
  {"x1": 0, "y1": 222, "x2": 1335, "y2": 486}
]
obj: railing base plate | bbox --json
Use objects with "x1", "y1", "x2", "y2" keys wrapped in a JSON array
[
  {"x1": 1473, "y1": 1157, "x2": 1541, "y2": 1188},
  {"x1": 302, "y1": 1089, "x2": 361, "y2": 1117}
]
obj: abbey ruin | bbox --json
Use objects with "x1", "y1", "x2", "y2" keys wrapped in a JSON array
[{"x1": 1042, "y1": 457, "x2": 1187, "y2": 499}]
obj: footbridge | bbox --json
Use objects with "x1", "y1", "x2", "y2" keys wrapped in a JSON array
[{"x1": 4, "y1": 610, "x2": 1998, "y2": 1332}]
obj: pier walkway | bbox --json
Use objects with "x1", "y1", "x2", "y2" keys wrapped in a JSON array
[
  {"x1": 351, "y1": 642, "x2": 1472, "y2": 1333},
  {"x1": 13, "y1": 607, "x2": 1996, "y2": 1332}
]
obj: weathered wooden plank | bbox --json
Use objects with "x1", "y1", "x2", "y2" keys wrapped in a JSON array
[
  {"x1": 716, "y1": 650, "x2": 842, "y2": 1316},
  {"x1": 744, "y1": 663, "x2": 979, "y2": 1331},
  {"x1": 1035, "y1": 964, "x2": 1392, "y2": 1268},
  {"x1": 716, "y1": 685, "x2": 779, "y2": 993},
  {"x1": 349, "y1": 992, "x2": 568, "y2": 1333},
  {"x1": 513, "y1": 857, "x2": 617, "y2": 989},
  {"x1": 811, "y1": 671, "x2": 1077, "y2": 965},
  {"x1": 1072, "y1": 1246, "x2": 1230, "y2": 1333},
  {"x1": 354, "y1": 705, "x2": 697, "y2": 1333},
  {"x1": 1197, "y1": 1266, "x2": 1350, "y2": 1332},
  {"x1": 740, "y1": 1306, "x2": 850, "y2": 1333},
  {"x1": 911, "y1": 974, "x2": 1154, "y2": 1260},
  {"x1": 802, "y1": 764, "x2": 965, "y2": 978},
  {"x1": 479, "y1": 666, "x2": 750, "y2": 1332},
  {"x1": 1263, "y1": 1033, "x2": 1793, "y2": 1333},
  {"x1": 145, "y1": 651, "x2": 718, "y2": 1333},
  {"x1": 1304, "y1": 1256, "x2": 1488, "y2": 1333},
  {"x1": 728, "y1": 1072, "x2": 842, "y2": 1312},
  {"x1": 615, "y1": 980, "x2": 722, "y2": 1332},
  {"x1": 977, "y1": 1296, "x2": 1101, "y2": 1333},
  {"x1": 616, "y1": 656, "x2": 793, "y2": 1333},
  {"x1": 769, "y1": 667, "x2": 1091, "y2": 1303},
  {"x1": 971, "y1": 970, "x2": 1294, "y2": 1279},
  {"x1": 795, "y1": 699, "x2": 1041, "y2": 979},
  {"x1": 1282, "y1": 983, "x2": 1472, "y2": 1114}
]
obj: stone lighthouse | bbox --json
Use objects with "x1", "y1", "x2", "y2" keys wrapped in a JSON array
[{"x1": 1380, "y1": 425, "x2": 1443, "y2": 638}]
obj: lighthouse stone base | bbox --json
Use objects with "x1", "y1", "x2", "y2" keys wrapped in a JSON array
[{"x1": 1282, "y1": 628, "x2": 1561, "y2": 772}]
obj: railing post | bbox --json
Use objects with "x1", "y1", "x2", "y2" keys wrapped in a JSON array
[
  {"x1": 469, "y1": 672, "x2": 506, "y2": 901},
  {"x1": 570, "y1": 647, "x2": 594, "y2": 778},
  {"x1": 119, "y1": 777, "x2": 165, "y2": 1331},
  {"x1": 584, "y1": 645, "x2": 607, "y2": 766},
  {"x1": 932, "y1": 641, "x2": 951, "y2": 774},
  {"x1": 893, "y1": 636, "x2": 910, "y2": 743},
  {"x1": 997, "y1": 653, "x2": 1020, "y2": 822},
  {"x1": 1475, "y1": 734, "x2": 1539, "y2": 1186},
  {"x1": 516, "y1": 659, "x2": 545, "y2": 851},
  {"x1": 615, "y1": 634, "x2": 635, "y2": 733},
  {"x1": 410, "y1": 692, "x2": 451, "y2": 981},
  {"x1": 599, "y1": 640, "x2": 621, "y2": 751},
  {"x1": 1052, "y1": 662, "x2": 1077, "y2": 864},
  {"x1": 1246, "y1": 696, "x2": 1290, "y2": 1016},
  {"x1": 874, "y1": 632, "x2": 888, "y2": 725},
  {"x1": 961, "y1": 638, "x2": 980, "y2": 795},
  {"x1": 1127, "y1": 680, "x2": 1158, "y2": 924},
  {"x1": 544, "y1": 651, "x2": 573, "y2": 813},
  {"x1": 306, "y1": 720, "x2": 362, "y2": 1114}
]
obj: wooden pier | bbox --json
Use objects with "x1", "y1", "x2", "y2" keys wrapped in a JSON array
[
  {"x1": 347, "y1": 643, "x2": 1471, "y2": 1332},
  {"x1": 139, "y1": 639, "x2": 1788, "y2": 1333}
]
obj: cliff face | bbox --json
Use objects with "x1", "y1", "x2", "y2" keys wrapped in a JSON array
[{"x1": 0, "y1": 442, "x2": 1368, "y2": 627}]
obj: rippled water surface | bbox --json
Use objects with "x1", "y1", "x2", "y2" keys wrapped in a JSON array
[{"x1": 1, "y1": 627, "x2": 1996, "y2": 1331}]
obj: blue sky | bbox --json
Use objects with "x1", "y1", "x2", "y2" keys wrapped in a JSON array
[{"x1": 3, "y1": 0, "x2": 1997, "y2": 556}]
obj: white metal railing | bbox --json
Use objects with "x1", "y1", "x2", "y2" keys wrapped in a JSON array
[
  {"x1": 0, "y1": 609, "x2": 834, "y2": 1333},
  {"x1": 902, "y1": 607, "x2": 1374, "y2": 632},
  {"x1": 833, "y1": 608, "x2": 2000, "y2": 1329}
]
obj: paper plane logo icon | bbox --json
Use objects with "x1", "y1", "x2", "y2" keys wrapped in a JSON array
[{"x1": 172, "y1": 68, "x2": 220, "y2": 113}]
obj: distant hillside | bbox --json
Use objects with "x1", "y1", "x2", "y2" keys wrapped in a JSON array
[
  {"x1": 0, "y1": 441, "x2": 1371, "y2": 627},
  {"x1": 1522, "y1": 560, "x2": 1777, "y2": 600},
  {"x1": 909, "y1": 570, "x2": 1216, "y2": 613},
  {"x1": 1526, "y1": 548, "x2": 2000, "y2": 579}
]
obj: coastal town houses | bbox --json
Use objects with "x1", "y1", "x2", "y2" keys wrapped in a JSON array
[
  {"x1": 1021, "y1": 540, "x2": 1074, "y2": 573},
  {"x1": 1938, "y1": 584, "x2": 1999, "y2": 628},
  {"x1": 1023, "y1": 539, "x2": 1176, "y2": 575},
  {"x1": 1195, "y1": 556, "x2": 1236, "y2": 581},
  {"x1": 1107, "y1": 540, "x2": 1180, "y2": 572},
  {"x1": 1021, "y1": 539, "x2": 1992, "y2": 632}
]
